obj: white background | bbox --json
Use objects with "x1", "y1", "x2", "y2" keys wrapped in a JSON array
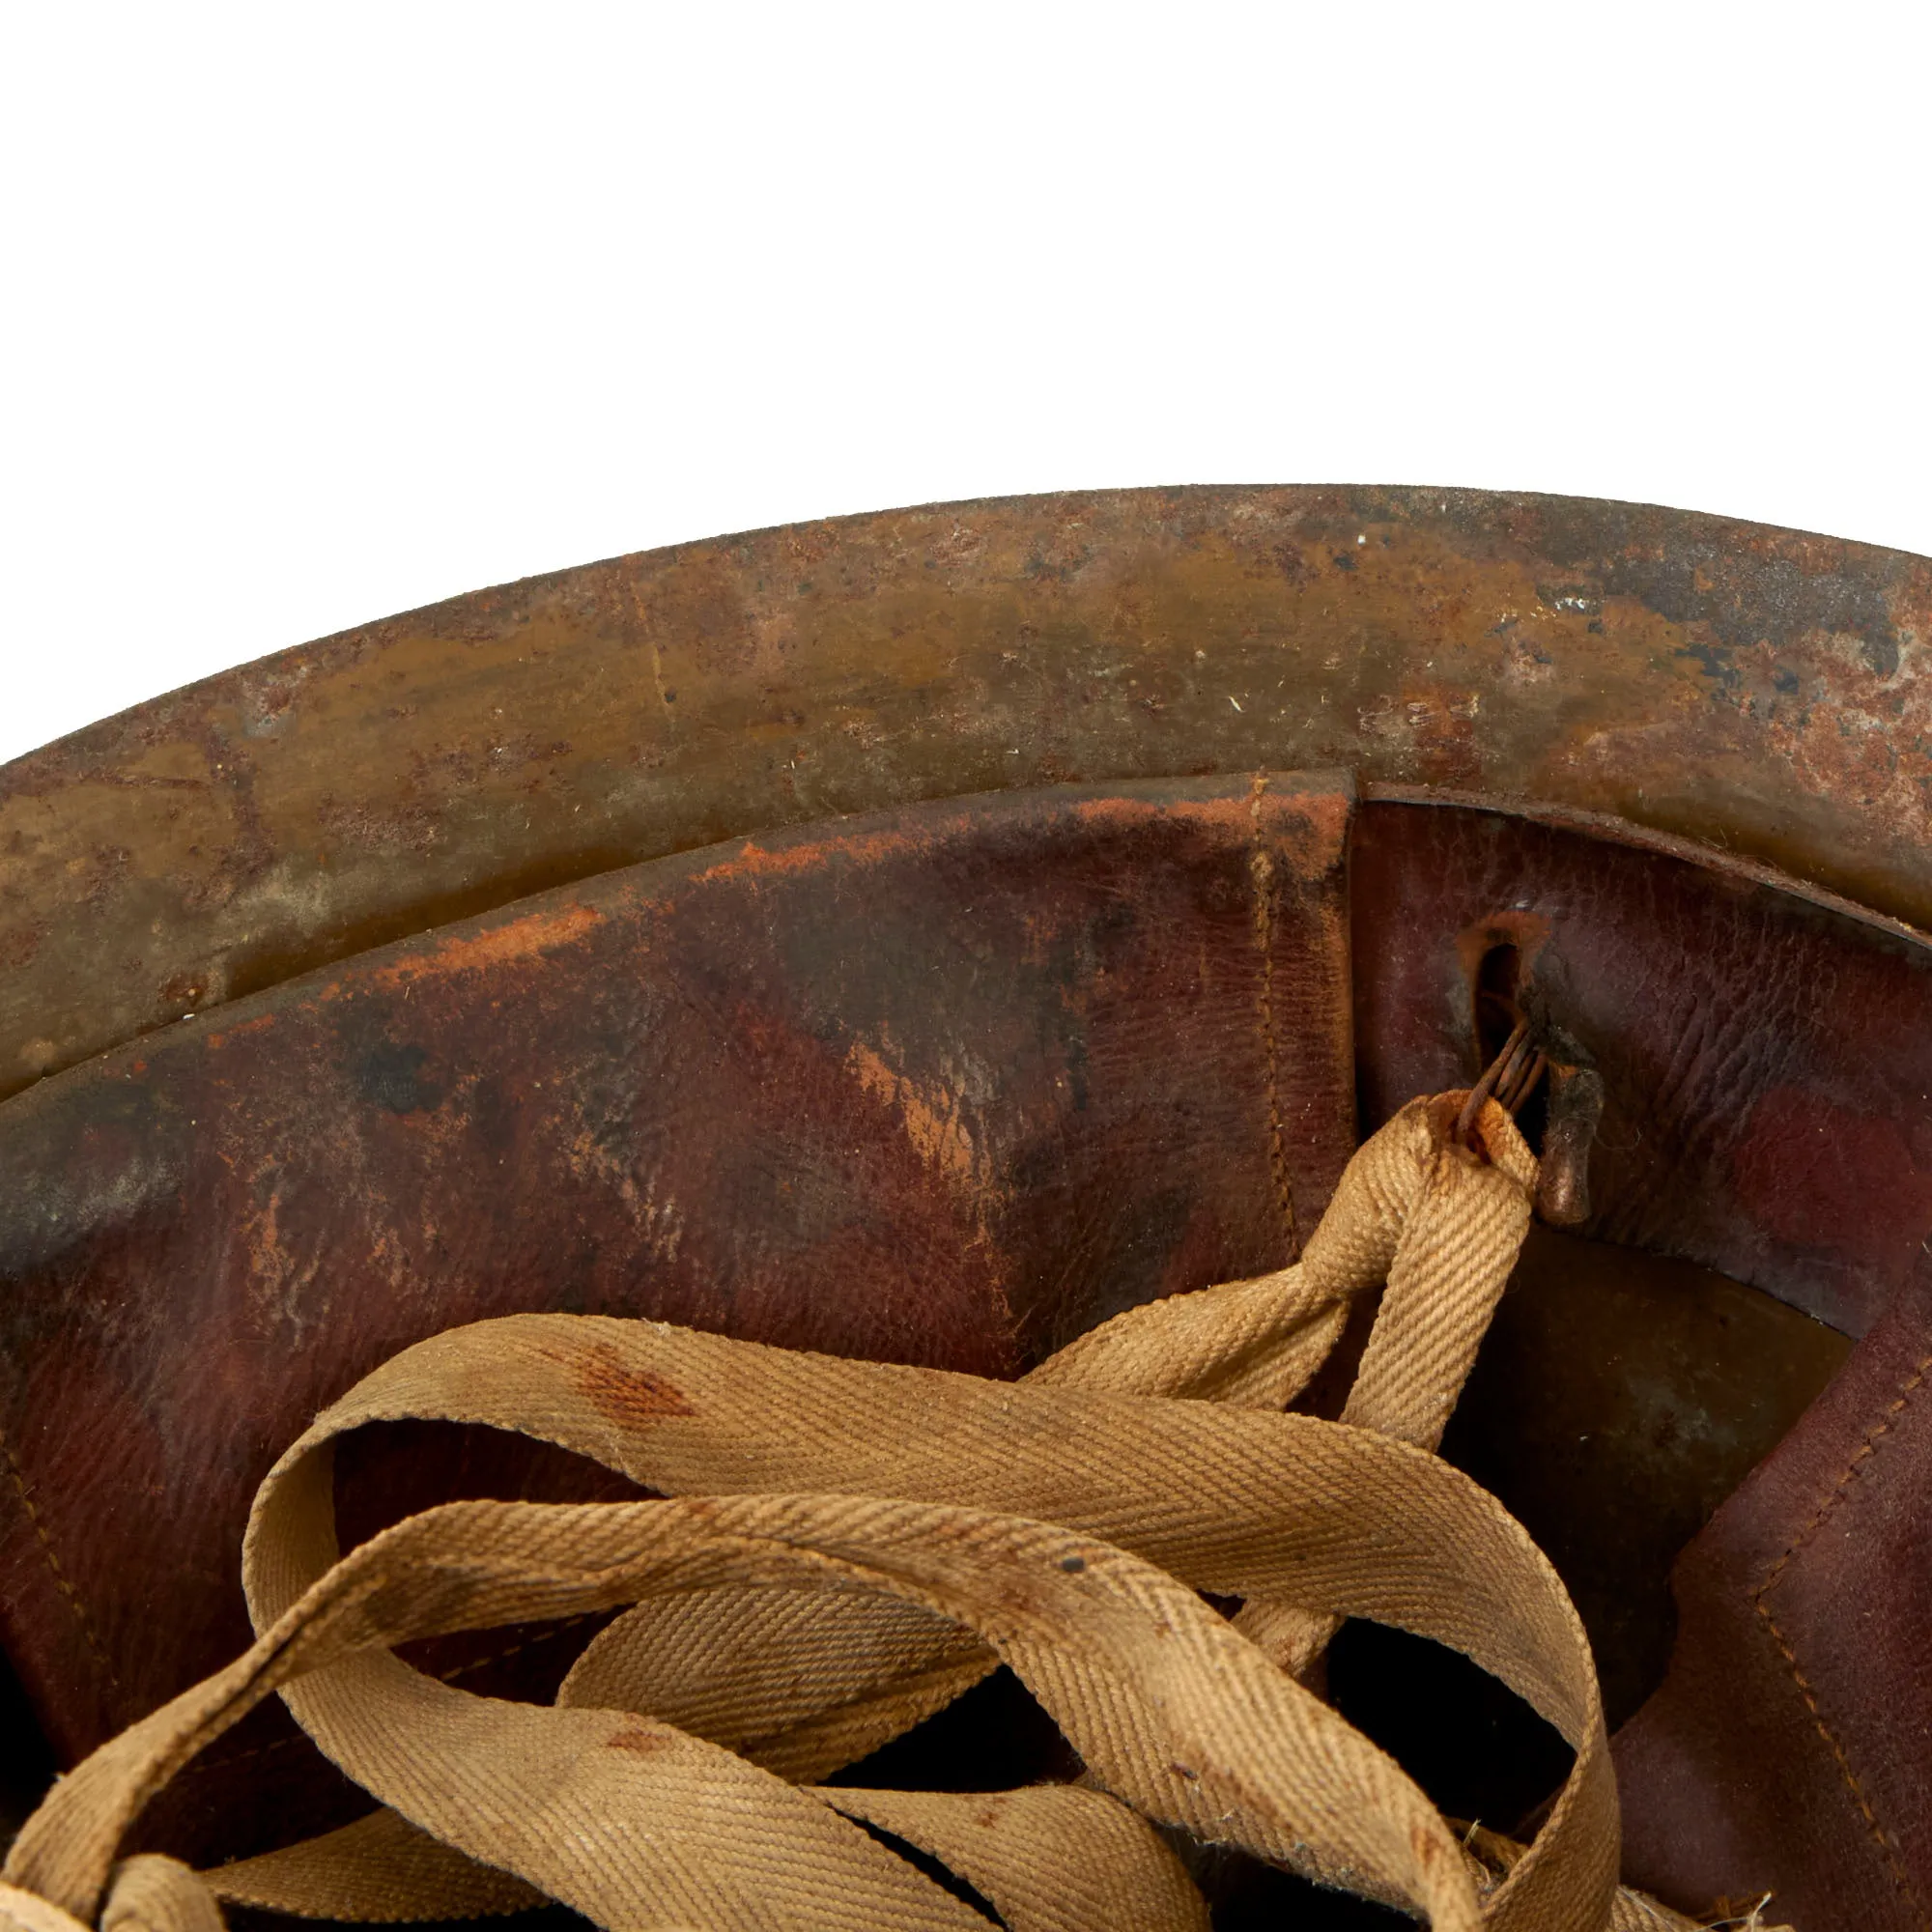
[{"x1": 3, "y1": 3, "x2": 1927, "y2": 767}]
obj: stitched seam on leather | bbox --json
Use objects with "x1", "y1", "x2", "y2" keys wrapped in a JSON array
[
  {"x1": 176, "y1": 1615, "x2": 603, "y2": 1777},
  {"x1": 1246, "y1": 772, "x2": 1298, "y2": 1259},
  {"x1": 438, "y1": 1610, "x2": 602, "y2": 1684},
  {"x1": 175, "y1": 1732, "x2": 304, "y2": 1779},
  {"x1": 0, "y1": 1424, "x2": 121, "y2": 1693},
  {"x1": 1750, "y1": 1347, "x2": 1932, "y2": 1921}
]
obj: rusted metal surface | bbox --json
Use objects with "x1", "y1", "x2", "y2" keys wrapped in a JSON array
[{"x1": 4, "y1": 487, "x2": 1931, "y2": 1103}]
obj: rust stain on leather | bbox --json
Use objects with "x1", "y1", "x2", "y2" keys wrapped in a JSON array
[
  {"x1": 203, "y1": 1012, "x2": 279, "y2": 1052},
  {"x1": 1268, "y1": 788, "x2": 1353, "y2": 875},
  {"x1": 371, "y1": 901, "x2": 605, "y2": 989},
  {"x1": 1066, "y1": 791, "x2": 1253, "y2": 835},
  {"x1": 690, "y1": 822, "x2": 933, "y2": 888},
  {"x1": 844, "y1": 1040, "x2": 980, "y2": 1188}
]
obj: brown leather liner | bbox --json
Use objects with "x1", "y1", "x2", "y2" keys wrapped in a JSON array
[{"x1": 0, "y1": 775, "x2": 1357, "y2": 1772}]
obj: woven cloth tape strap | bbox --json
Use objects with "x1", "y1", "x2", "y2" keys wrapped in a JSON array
[{"x1": 1, "y1": 1094, "x2": 1741, "y2": 1931}]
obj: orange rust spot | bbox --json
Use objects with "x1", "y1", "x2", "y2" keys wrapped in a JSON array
[
  {"x1": 1264, "y1": 785, "x2": 1352, "y2": 871},
  {"x1": 205, "y1": 1012, "x2": 277, "y2": 1051},
  {"x1": 1453, "y1": 909, "x2": 1551, "y2": 990},
  {"x1": 372, "y1": 901, "x2": 603, "y2": 989},
  {"x1": 1068, "y1": 791, "x2": 1220, "y2": 832},
  {"x1": 844, "y1": 1039, "x2": 979, "y2": 1184},
  {"x1": 571, "y1": 1340, "x2": 696, "y2": 1429},
  {"x1": 689, "y1": 821, "x2": 938, "y2": 888},
  {"x1": 1070, "y1": 780, "x2": 1353, "y2": 877}
]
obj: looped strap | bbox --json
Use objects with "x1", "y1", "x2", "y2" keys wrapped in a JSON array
[{"x1": 4, "y1": 1095, "x2": 1769, "y2": 1931}]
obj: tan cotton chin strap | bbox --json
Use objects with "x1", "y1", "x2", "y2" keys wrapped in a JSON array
[{"x1": 1, "y1": 1094, "x2": 1778, "y2": 1932}]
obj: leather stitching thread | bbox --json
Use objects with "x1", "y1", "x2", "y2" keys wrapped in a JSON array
[
  {"x1": 1, "y1": 1422, "x2": 121, "y2": 1693},
  {"x1": 1247, "y1": 772, "x2": 1298, "y2": 1259},
  {"x1": 439, "y1": 1611, "x2": 601, "y2": 1684},
  {"x1": 176, "y1": 1733, "x2": 303, "y2": 1779},
  {"x1": 177, "y1": 1618, "x2": 607, "y2": 1782},
  {"x1": 1750, "y1": 1346, "x2": 1932, "y2": 1921}
]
